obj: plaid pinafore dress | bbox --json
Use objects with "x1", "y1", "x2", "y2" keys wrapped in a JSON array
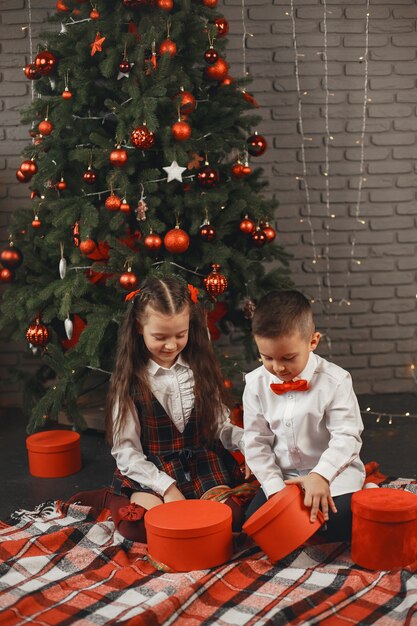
[{"x1": 112, "y1": 395, "x2": 243, "y2": 499}]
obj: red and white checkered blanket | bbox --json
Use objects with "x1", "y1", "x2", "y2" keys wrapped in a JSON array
[{"x1": 0, "y1": 475, "x2": 416, "y2": 625}]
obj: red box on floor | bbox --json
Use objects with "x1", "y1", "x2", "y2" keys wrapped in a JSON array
[
  {"x1": 26, "y1": 430, "x2": 81, "y2": 478},
  {"x1": 145, "y1": 499, "x2": 232, "y2": 571},
  {"x1": 242, "y1": 484, "x2": 324, "y2": 563},
  {"x1": 351, "y1": 488, "x2": 417, "y2": 570}
]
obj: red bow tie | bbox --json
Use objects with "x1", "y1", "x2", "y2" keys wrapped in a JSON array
[{"x1": 270, "y1": 379, "x2": 309, "y2": 395}]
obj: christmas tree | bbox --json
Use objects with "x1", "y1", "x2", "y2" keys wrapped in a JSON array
[{"x1": 0, "y1": 0, "x2": 291, "y2": 433}]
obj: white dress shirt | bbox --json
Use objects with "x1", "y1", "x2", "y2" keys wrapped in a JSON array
[
  {"x1": 243, "y1": 352, "x2": 366, "y2": 498},
  {"x1": 111, "y1": 355, "x2": 245, "y2": 496}
]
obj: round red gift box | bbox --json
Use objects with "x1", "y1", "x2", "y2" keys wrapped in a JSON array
[
  {"x1": 242, "y1": 484, "x2": 324, "y2": 563},
  {"x1": 26, "y1": 430, "x2": 81, "y2": 478},
  {"x1": 351, "y1": 488, "x2": 417, "y2": 570},
  {"x1": 144, "y1": 499, "x2": 232, "y2": 571}
]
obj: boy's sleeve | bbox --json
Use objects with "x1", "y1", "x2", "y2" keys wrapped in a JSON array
[
  {"x1": 243, "y1": 383, "x2": 286, "y2": 496},
  {"x1": 310, "y1": 373, "x2": 364, "y2": 484}
]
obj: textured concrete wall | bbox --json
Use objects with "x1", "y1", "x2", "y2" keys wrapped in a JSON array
[{"x1": 1, "y1": 0, "x2": 417, "y2": 405}]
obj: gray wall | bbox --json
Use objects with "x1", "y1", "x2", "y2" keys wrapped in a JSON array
[{"x1": 1, "y1": 0, "x2": 417, "y2": 405}]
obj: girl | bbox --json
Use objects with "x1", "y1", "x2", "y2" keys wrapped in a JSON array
[{"x1": 71, "y1": 276, "x2": 252, "y2": 542}]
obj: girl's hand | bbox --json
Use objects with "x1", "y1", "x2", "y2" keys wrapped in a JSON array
[
  {"x1": 285, "y1": 473, "x2": 337, "y2": 522},
  {"x1": 163, "y1": 484, "x2": 186, "y2": 503}
]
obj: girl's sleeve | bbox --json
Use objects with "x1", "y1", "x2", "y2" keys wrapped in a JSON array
[
  {"x1": 216, "y1": 406, "x2": 245, "y2": 453},
  {"x1": 111, "y1": 399, "x2": 176, "y2": 497}
]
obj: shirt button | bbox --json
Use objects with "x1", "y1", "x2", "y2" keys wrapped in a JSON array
[
  {"x1": 288, "y1": 394, "x2": 294, "y2": 399},
  {"x1": 285, "y1": 422, "x2": 290, "y2": 427}
]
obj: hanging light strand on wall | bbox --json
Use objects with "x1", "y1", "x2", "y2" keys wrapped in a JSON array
[
  {"x1": 339, "y1": 0, "x2": 370, "y2": 307},
  {"x1": 289, "y1": 0, "x2": 324, "y2": 313},
  {"x1": 23, "y1": 0, "x2": 35, "y2": 102}
]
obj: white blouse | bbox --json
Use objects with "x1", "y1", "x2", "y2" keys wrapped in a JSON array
[
  {"x1": 111, "y1": 355, "x2": 245, "y2": 496},
  {"x1": 243, "y1": 352, "x2": 366, "y2": 498}
]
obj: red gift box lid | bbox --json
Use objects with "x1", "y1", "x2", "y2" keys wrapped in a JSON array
[
  {"x1": 243, "y1": 484, "x2": 323, "y2": 535},
  {"x1": 26, "y1": 430, "x2": 80, "y2": 454},
  {"x1": 145, "y1": 499, "x2": 232, "y2": 539},
  {"x1": 352, "y1": 488, "x2": 417, "y2": 523}
]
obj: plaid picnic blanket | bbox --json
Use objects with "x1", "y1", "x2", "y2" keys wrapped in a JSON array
[{"x1": 0, "y1": 474, "x2": 416, "y2": 625}]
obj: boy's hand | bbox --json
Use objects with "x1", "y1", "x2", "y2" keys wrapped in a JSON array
[
  {"x1": 285, "y1": 473, "x2": 337, "y2": 522},
  {"x1": 163, "y1": 484, "x2": 186, "y2": 503},
  {"x1": 241, "y1": 462, "x2": 252, "y2": 480}
]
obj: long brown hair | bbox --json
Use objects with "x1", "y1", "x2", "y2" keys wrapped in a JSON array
[{"x1": 106, "y1": 276, "x2": 229, "y2": 446}]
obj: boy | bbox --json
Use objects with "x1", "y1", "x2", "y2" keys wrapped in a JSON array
[{"x1": 243, "y1": 290, "x2": 366, "y2": 541}]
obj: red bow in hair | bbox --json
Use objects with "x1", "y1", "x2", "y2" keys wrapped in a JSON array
[
  {"x1": 125, "y1": 288, "x2": 141, "y2": 302},
  {"x1": 270, "y1": 380, "x2": 309, "y2": 395},
  {"x1": 188, "y1": 284, "x2": 199, "y2": 303}
]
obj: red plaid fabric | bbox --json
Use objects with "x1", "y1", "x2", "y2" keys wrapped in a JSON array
[
  {"x1": 0, "y1": 475, "x2": 415, "y2": 625},
  {"x1": 113, "y1": 395, "x2": 243, "y2": 499}
]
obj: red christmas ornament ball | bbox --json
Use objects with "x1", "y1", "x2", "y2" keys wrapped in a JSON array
[
  {"x1": 34, "y1": 51, "x2": 57, "y2": 76},
  {"x1": 159, "y1": 38, "x2": 177, "y2": 56},
  {"x1": 56, "y1": 0, "x2": 70, "y2": 11},
  {"x1": 205, "y1": 57, "x2": 228, "y2": 81},
  {"x1": 130, "y1": 125, "x2": 155, "y2": 149},
  {"x1": 57, "y1": 178, "x2": 67, "y2": 190},
  {"x1": 90, "y1": 8, "x2": 100, "y2": 19},
  {"x1": 263, "y1": 224, "x2": 276, "y2": 242},
  {"x1": 239, "y1": 216, "x2": 255, "y2": 234},
  {"x1": 172, "y1": 120, "x2": 192, "y2": 141},
  {"x1": 252, "y1": 227, "x2": 267, "y2": 246},
  {"x1": 119, "y1": 270, "x2": 138, "y2": 289},
  {"x1": 231, "y1": 162, "x2": 245, "y2": 178},
  {"x1": 119, "y1": 59, "x2": 131, "y2": 73},
  {"x1": 20, "y1": 159, "x2": 38, "y2": 177},
  {"x1": 23, "y1": 64, "x2": 41, "y2": 80},
  {"x1": 38, "y1": 119, "x2": 54, "y2": 135},
  {"x1": 204, "y1": 48, "x2": 219, "y2": 65},
  {"x1": 197, "y1": 165, "x2": 219, "y2": 188},
  {"x1": 119, "y1": 199, "x2": 131, "y2": 213},
  {"x1": 83, "y1": 167, "x2": 97, "y2": 184},
  {"x1": 105, "y1": 194, "x2": 122, "y2": 211},
  {"x1": 247, "y1": 132, "x2": 267, "y2": 156},
  {"x1": 109, "y1": 147, "x2": 128, "y2": 166},
  {"x1": 221, "y1": 75, "x2": 234, "y2": 86},
  {"x1": 164, "y1": 227, "x2": 190, "y2": 253},
  {"x1": 16, "y1": 169, "x2": 30, "y2": 183},
  {"x1": 156, "y1": 0, "x2": 173, "y2": 10},
  {"x1": 176, "y1": 90, "x2": 196, "y2": 116},
  {"x1": 0, "y1": 267, "x2": 14, "y2": 283},
  {"x1": 26, "y1": 320, "x2": 49, "y2": 347},
  {"x1": 62, "y1": 87, "x2": 72, "y2": 99},
  {"x1": 0, "y1": 246, "x2": 23, "y2": 270},
  {"x1": 79, "y1": 239, "x2": 97, "y2": 255},
  {"x1": 204, "y1": 263, "x2": 227, "y2": 296},
  {"x1": 32, "y1": 217, "x2": 42, "y2": 228},
  {"x1": 203, "y1": 0, "x2": 217, "y2": 7},
  {"x1": 144, "y1": 232, "x2": 162, "y2": 250},
  {"x1": 214, "y1": 17, "x2": 229, "y2": 37},
  {"x1": 199, "y1": 224, "x2": 216, "y2": 241}
]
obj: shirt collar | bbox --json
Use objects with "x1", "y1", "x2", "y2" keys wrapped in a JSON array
[{"x1": 147, "y1": 354, "x2": 191, "y2": 375}]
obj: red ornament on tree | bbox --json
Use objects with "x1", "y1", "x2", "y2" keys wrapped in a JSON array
[
  {"x1": 20, "y1": 159, "x2": 38, "y2": 179},
  {"x1": 247, "y1": 131, "x2": 267, "y2": 156},
  {"x1": 144, "y1": 231, "x2": 162, "y2": 250},
  {"x1": 176, "y1": 89, "x2": 196, "y2": 116},
  {"x1": 214, "y1": 17, "x2": 229, "y2": 37},
  {"x1": 32, "y1": 216, "x2": 42, "y2": 228},
  {"x1": 79, "y1": 239, "x2": 97, "y2": 255},
  {"x1": 57, "y1": 177, "x2": 67, "y2": 190},
  {"x1": 231, "y1": 162, "x2": 245, "y2": 178},
  {"x1": 34, "y1": 51, "x2": 57, "y2": 75},
  {"x1": 0, "y1": 244, "x2": 23, "y2": 269},
  {"x1": 38, "y1": 119, "x2": 54, "y2": 135},
  {"x1": 83, "y1": 166, "x2": 97, "y2": 184},
  {"x1": 62, "y1": 87, "x2": 72, "y2": 99},
  {"x1": 203, "y1": 0, "x2": 217, "y2": 7},
  {"x1": 199, "y1": 223, "x2": 216, "y2": 241},
  {"x1": 204, "y1": 263, "x2": 227, "y2": 296},
  {"x1": 197, "y1": 164, "x2": 219, "y2": 188},
  {"x1": 159, "y1": 38, "x2": 177, "y2": 56},
  {"x1": 172, "y1": 120, "x2": 192, "y2": 141},
  {"x1": 16, "y1": 169, "x2": 31, "y2": 183},
  {"x1": 119, "y1": 269, "x2": 138, "y2": 289},
  {"x1": 156, "y1": 0, "x2": 173, "y2": 10},
  {"x1": 164, "y1": 226, "x2": 190, "y2": 253},
  {"x1": 23, "y1": 64, "x2": 41, "y2": 80},
  {"x1": 205, "y1": 58, "x2": 228, "y2": 81},
  {"x1": 26, "y1": 319, "x2": 49, "y2": 347},
  {"x1": 221, "y1": 75, "x2": 234, "y2": 86},
  {"x1": 130, "y1": 125, "x2": 155, "y2": 149},
  {"x1": 119, "y1": 58, "x2": 131, "y2": 73},
  {"x1": 109, "y1": 147, "x2": 128, "y2": 166},
  {"x1": 252, "y1": 227, "x2": 267, "y2": 246},
  {"x1": 119, "y1": 199, "x2": 131, "y2": 213},
  {"x1": 239, "y1": 215, "x2": 255, "y2": 234},
  {"x1": 263, "y1": 222, "x2": 276, "y2": 242},
  {"x1": 204, "y1": 47, "x2": 219, "y2": 65},
  {"x1": 90, "y1": 7, "x2": 100, "y2": 19},
  {"x1": 0, "y1": 267, "x2": 14, "y2": 283},
  {"x1": 56, "y1": 0, "x2": 70, "y2": 11},
  {"x1": 105, "y1": 194, "x2": 122, "y2": 211}
]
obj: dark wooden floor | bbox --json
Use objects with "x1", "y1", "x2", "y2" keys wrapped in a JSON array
[{"x1": 1, "y1": 393, "x2": 416, "y2": 522}]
